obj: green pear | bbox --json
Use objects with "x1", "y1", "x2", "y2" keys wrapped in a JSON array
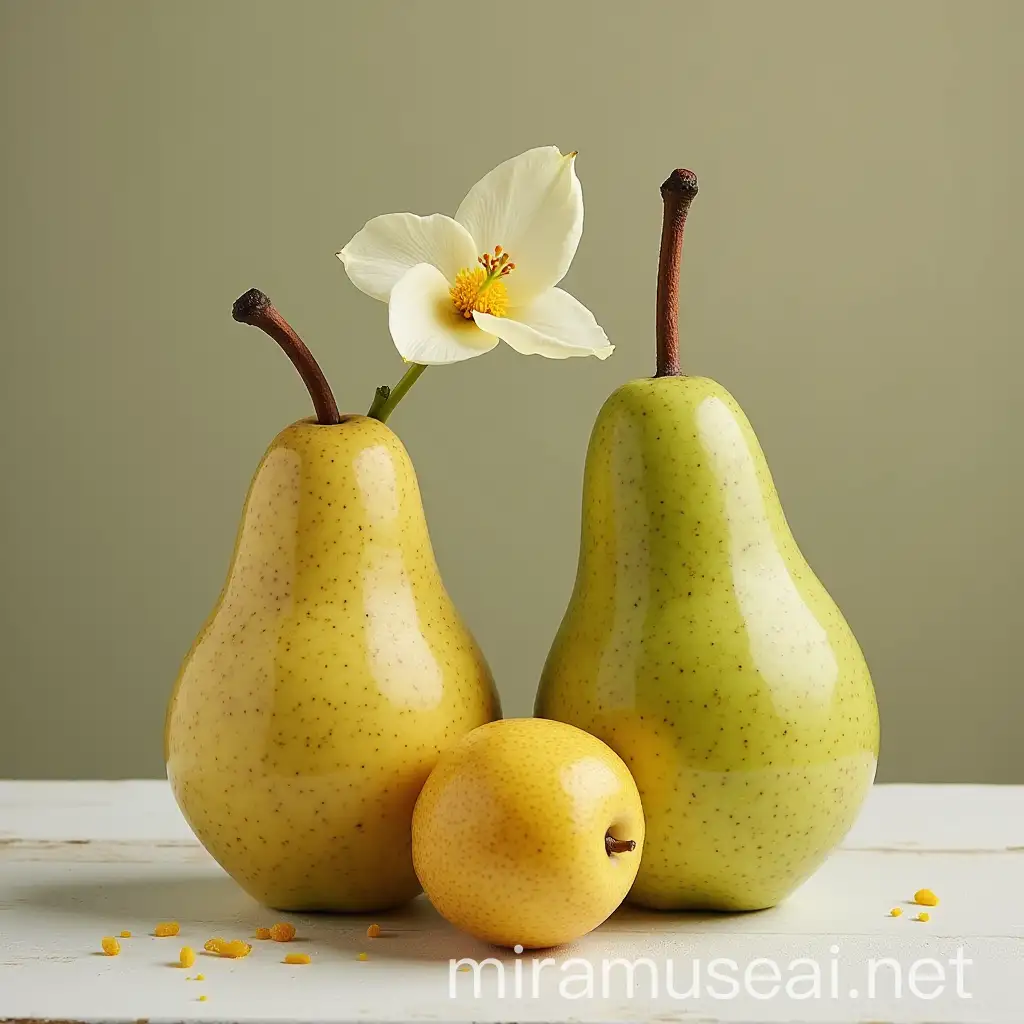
[
  {"x1": 536, "y1": 172, "x2": 879, "y2": 911},
  {"x1": 166, "y1": 290, "x2": 499, "y2": 912}
]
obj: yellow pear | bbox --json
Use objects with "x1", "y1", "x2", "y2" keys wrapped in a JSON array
[
  {"x1": 412, "y1": 718, "x2": 644, "y2": 949},
  {"x1": 166, "y1": 290, "x2": 499, "y2": 911}
]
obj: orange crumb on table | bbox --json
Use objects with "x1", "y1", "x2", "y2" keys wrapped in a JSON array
[
  {"x1": 255, "y1": 927, "x2": 272, "y2": 940},
  {"x1": 101, "y1": 936, "x2": 120, "y2": 956},
  {"x1": 914, "y1": 889, "x2": 939, "y2": 906},
  {"x1": 154, "y1": 922, "x2": 180, "y2": 937},
  {"x1": 205, "y1": 938, "x2": 251, "y2": 958},
  {"x1": 366, "y1": 923, "x2": 381, "y2": 938},
  {"x1": 889, "y1": 907, "x2": 903, "y2": 917},
  {"x1": 179, "y1": 946, "x2": 196, "y2": 968},
  {"x1": 357, "y1": 952, "x2": 368, "y2": 961},
  {"x1": 119, "y1": 930, "x2": 132, "y2": 938},
  {"x1": 284, "y1": 953, "x2": 312, "y2": 965},
  {"x1": 916, "y1": 912, "x2": 931, "y2": 922},
  {"x1": 270, "y1": 922, "x2": 296, "y2": 942},
  {"x1": 196, "y1": 973, "x2": 205, "y2": 981}
]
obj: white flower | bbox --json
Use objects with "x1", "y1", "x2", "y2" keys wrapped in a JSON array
[{"x1": 337, "y1": 147, "x2": 613, "y2": 365}]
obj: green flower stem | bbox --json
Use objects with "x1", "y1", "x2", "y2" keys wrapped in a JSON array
[{"x1": 367, "y1": 363, "x2": 428, "y2": 423}]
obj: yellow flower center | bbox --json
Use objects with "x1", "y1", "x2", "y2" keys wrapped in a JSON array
[{"x1": 449, "y1": 246, "x2": 515, "y2": 319}]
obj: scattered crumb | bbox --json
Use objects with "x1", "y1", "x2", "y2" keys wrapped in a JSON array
[
  {"x1": 255, "y1": 927, "x2": 272, "y2": 940},
  {"x1": 357, "y1": 952, "x2": 368, "y2": 961},
  {"x1": 914, "y1": 888, "x2": 939, "y2": 907},
  {"x1": 119, "y1": 930, "x2": 132, "y2": 938},
  {"x1": 154, "y1": 922, "x2": 180, "y2": 937},
  {"x1": 204, "y1": 938, "x2": 251, "y2": 958},
  {"x1": 179, "y1": 946, "x2": 196, "y2": 968},
  {"x1": 198, "y1": 995, "x2": 208, "y2": 1002},
  {"x1": 916, "y1": 912, "x2": 931, "y2": 923},
  {"x1": 101, "y1": 936, "x2": 121, "y2": 956},
  {"x1": 889, "y1": 907, "x2": 903, "y2": 917},
  {"x1": 366, "y1": 923, "x2": 381, "y2": 938},
  {"x1": 196, "y1": 973, "x2": 205, "y2": 981},
  {"x1": 270, "y1": 922, "x2": 296, "y2": 942},
  {"x1": 284, "y1": 952, "x2": 312, "y2": 965}
]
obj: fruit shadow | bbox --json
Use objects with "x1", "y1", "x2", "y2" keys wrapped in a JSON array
[
  {"x1": 17, "y1": 872, "x2": 257, "y2": 924},
  {"x1": 17, "y1": 874, "x2": 749, "y2": 964}
]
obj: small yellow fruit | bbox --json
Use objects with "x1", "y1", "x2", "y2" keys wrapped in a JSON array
[
  {"x1": 412, "y1": 718, "x2": 644, "y2": 949},
  {"x1": 179, "y1": 946, "x2": 196, "y2": 968},
  {"x1": 269, "y1": 922, "x2": 296, "y2": 942},
  {"x1": 101, "y1": 937, "x2": 120, "y2": 956}
]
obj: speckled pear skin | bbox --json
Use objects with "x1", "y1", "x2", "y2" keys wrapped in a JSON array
[
  {"x1": 166, "y1": 415, "x2": 499, "y2": 912},
  {"x1": 412, "y1": 718, "x2": 644, "y2": 949},
  {"x1": 536, "y1": 376, "x2": 879, "y2": 911}
]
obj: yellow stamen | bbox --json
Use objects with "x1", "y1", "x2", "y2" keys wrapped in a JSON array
[{"x1": 450, "y1": 247, "x2": 514, "y2": 319}]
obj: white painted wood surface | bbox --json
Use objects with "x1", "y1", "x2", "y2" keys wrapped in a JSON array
[{"x1": 0, "y1": 782, "x2": 1021, "y2": 1023}]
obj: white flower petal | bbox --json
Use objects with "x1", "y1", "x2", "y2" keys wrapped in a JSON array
[
  {"x1": 388, "y1": 263, "x2": 499, "y2": 365},
  {"x1": 473, "y1": 288, "x2": 613, "y2": 360},
  {"x1": 338, "y1": 213, "x2": 478, "y2": 302},
  {"x1": 455, "y1": 147, "x2": 583, "y2": 306}
]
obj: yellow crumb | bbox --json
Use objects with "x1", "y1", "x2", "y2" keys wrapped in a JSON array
[
  {"x1": 255, "y1": 927, "x2": 272, "y2": 940},
  {"x1": 284, "y1": 952, "x2": 312, "y2": 965},
  {"x1": 889, "y1": 907, "x2": 903, "y2": 917},
  {"x1": 916, "y1": 912, "x2": 931, "y2": 922},
  {"x1": 357, "y1": 952, "x2": 368, "y2": 961},
  {"x1": 101, "y1": 936, "x2": 120, "y2": 956},
  {"x1": 154, "y1": 921, "x2": 180, "y2": 937},
  {"x1": 914, "y1": 888, "x2": 939, "y2": 907},
  {"x1": 179, "y1": 946, "x2": 196, "y2": 968},
  {"x1": 196, "y1": 973, "x2": 205, "y2": 981},
  {"x1": 209, "y1": 939, "x2": 251, "y2": 959},
  {"x1": 366, "y1": 923, "x2": 381, "y2": 938},
  {"x1": 204, "y1": 937, "x2": 225, "y2": 953},
  {"x1": 119, "y1": 930, "x2": 132, "y2": 938},
  {"x1": 198, "y1": 995, "x2": 208, "y2": 1002},
  {"x1": 270, "y1": 922, "x2": 296, "y2": 942}
]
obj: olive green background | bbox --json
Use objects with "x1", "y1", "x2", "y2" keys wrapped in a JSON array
[{"x1": 1, "y1": 0, "x2": 1020, "y2": 782}]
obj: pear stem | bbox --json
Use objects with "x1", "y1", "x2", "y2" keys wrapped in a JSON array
[
  {"x1": 605, "y1": 834, "x2": 636, "y2": 856},
  {"x1": 231, "y1": 289, "x2": 341, "y2": 425},
  {"x1": 369, "y1": 363, "x2": 427, "y2": 423},
  {"x1": 655, "y1": 169, "x2": 699, "y2": 378}
]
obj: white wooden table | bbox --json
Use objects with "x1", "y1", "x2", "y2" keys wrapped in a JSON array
[{"x1": 0, "y1": 782, "x2": 1021, "y2": 1024}]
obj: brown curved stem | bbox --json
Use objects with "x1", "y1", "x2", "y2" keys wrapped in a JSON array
[
  {"x1": 231, "y1": 288, "x2": 341, "y2": 425},
  {"x1": 655, "y1": 169, "x2": 699, "y2": 378},
  {"x1": 605, "y1": 834, "x2": 636, "y2": 855}
]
